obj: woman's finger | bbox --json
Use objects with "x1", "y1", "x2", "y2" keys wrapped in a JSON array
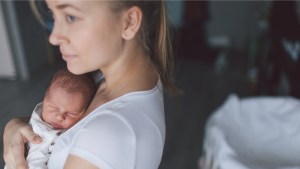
[{"x1": 19, "y1": 125, "x2": 42, "y2": 144}]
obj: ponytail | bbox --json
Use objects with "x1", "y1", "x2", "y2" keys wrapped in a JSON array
[{"x1": 155, "y1": 1, "x2": 179, "y2": 95}]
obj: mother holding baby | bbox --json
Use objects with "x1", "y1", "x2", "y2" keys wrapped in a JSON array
[{"x1": 3, "y1": 0, "x2": 177, "y2": 169}]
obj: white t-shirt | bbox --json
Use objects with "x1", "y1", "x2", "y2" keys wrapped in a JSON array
[{"x1": 47, "y1": 81, "x2": 166, "y2": 169}]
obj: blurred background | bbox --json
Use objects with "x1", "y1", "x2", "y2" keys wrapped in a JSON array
[{"x1": 1, "y1": 1, "x2": 300, "y2": 169}]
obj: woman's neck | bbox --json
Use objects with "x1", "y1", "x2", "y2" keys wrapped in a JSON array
[
  {"x1": 86, "y1": 48, "x2": 158, "y2": 113},
  {"x1": 101, "y1": 54, "x2": 157, "y2": 97}
]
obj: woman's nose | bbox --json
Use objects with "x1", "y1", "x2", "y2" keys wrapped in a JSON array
[{"x1": 48, "y1": 22, "x2": 68, "y2": 46}]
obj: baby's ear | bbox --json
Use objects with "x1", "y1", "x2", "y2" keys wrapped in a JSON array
[{"x1": 121, "y1": 6, "x2": 142, "y2": 40}]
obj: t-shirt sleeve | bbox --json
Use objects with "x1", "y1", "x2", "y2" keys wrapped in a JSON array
[{"x1": 69, "y1": 113, "x2": 136, "y2": 169}]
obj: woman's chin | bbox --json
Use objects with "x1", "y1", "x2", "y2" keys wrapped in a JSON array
[
  {"x1": 66, "y1": 65, "x2": 82, "y2": 75},
  {"x1": 66, "y1": 64, "x2": 92, "y2": 75}
]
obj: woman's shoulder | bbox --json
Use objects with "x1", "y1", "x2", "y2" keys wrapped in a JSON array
[
  {"x1": 81, "y1": 110, "x2": 135, "y2": 135},
  {"x1": 84, "y1": 80, "x2": 164, "y2": 124},
  {"x1": 70, "y1": 79, "x2": 165, "y2": 141},
  {"x1": 87, "y1": 88, "x2": 164, "y2": 127},
  {"x1": 54, "y1": 112, "x2": 137, "y2": 169},
  {"x1": 78, "y1": 91, "x2": 165, "y2": 138}
]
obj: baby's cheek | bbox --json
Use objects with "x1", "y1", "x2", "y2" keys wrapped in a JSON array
[
  {"x1": 42, "y1": 112, "x2": 51, "y2": 124},
  {"x1": 65, "y1": 117, "x2": 79, "y2": 128}
]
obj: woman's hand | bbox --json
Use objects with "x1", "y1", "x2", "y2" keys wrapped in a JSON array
[{"x1": 3, "y1": 118, "x2": 42, "y2": 169}]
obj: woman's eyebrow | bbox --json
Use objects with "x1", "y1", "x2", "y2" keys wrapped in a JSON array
[{"x1": 55, "y1": 3, "x2": 81, "y2": 11}]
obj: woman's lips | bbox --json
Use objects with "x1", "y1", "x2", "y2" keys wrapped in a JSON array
[{"x1": 62, "y1": 54, "x2": 76, "y2": 61}]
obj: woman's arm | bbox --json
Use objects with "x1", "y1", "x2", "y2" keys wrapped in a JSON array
[
  {"x1": 64, "y1": 155, "x2": 98, "y2": 169},
  {"x1": 3, "y1": 117, "x2": 42, "y2": 169}
]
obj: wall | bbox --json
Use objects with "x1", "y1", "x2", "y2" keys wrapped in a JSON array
[
  {"x1": 166, "y1": 1, "x2": 184, "y2": 28},
  {"x1": 166, "y1": 1, "x2": 271, "y2": 51},
  {"x1": 0, "y1": 1, "x2": 50, "y2": 80},
  {"x1": 206, "y1": 1, "x2": 271, "y2": 50},
  {"x1": 0, "y1": 2, "x2": 16, "y2": 79},
  {"x1": 14, "y1": 1, "x2": 49, "y2": 76}
]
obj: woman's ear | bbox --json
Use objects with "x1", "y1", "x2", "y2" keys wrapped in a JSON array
[{"x1": 122, "y1": 6, "x2": 142, "y2": 40}]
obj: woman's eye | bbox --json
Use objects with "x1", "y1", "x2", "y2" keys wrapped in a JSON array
[{"x1": 66, "y1": 15, "x2": 77, "y2": 23}]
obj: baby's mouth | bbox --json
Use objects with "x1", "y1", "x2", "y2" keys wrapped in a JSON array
[{"x1": 51, "y1": 122, "x2": 63, "y2": 129}]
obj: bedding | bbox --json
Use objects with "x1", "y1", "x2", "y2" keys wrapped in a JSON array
[{"x1": 200, "y1": 94, "x2": 300, "y2": 169}]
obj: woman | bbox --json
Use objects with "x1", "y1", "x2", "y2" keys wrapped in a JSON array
[{"x1": 3, "y1": 1, "x2": 177, "y2": 169}]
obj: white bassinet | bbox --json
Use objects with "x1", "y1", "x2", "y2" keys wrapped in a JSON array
[{"x1": 200, "y1": 94, "x2": 300, "y2": 169}]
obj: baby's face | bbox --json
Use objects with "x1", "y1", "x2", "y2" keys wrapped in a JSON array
[{"x1": 42, "y1": 86, "x2": 86, "y2": 129}]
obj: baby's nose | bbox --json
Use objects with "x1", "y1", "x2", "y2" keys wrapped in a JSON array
[{"x1": 56, "y1": 113, "x2": 66, "y2": 122}]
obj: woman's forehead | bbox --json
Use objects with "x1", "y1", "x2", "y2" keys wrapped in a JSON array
[{"x1": 45, "y1": 0, "x2": 104, "y2": 11}]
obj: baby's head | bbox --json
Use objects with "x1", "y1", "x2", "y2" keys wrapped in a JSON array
[{"x1": 42, "y1": 69, "x2": 97, "y2": 129}]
